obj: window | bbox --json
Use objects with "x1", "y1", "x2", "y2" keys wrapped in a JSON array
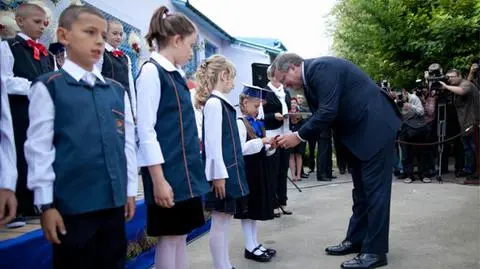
[{"x1": 205, "y1": 40, "x2": 218, "y2": 58}]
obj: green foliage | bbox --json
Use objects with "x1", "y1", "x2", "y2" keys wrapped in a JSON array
[{"x1": 329, "y1": 0, "x2": 480, "y2": 88}]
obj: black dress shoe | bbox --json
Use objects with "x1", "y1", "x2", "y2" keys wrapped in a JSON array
[
  {"x1": 258, "y1": 244, "x2": 276, "y2": 257},
  {"x1": 244, "y1": 247, "x2": 272, "y2": 262},
  {"x1": 325, "y1": 241, "x2": 361, "y2": 256},
  {"x1": 326, "y1": 174, "x2": 337, "y2": 179},
  {"x1": 341, "y1": 253, "x2": 387, "y2": 269},
  {"x1": 317, "y1": 175, "x2": 332, "y2": 181}
]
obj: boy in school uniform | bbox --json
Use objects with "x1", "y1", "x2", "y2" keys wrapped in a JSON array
[
  {"x1": 24, "y1": 5, "x2": 137, "y2": 268},
  {"x1": 0, "y1": 2, "x2": 54, "y2": 228}
]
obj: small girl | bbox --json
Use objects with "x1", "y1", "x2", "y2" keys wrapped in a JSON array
[
  {"x1": 136, "y1": 6, "x2": 210, "y2": 269},
  {"x1": 234, "y1": 84, "x2": 277, "y2": 263},
  {"x1": 198, "y1": 55, "x2": 249, "y2": 269},
  {"x1": 97, "y1": 19, "x2": 136, "y2": 119},
  {"x1": 289, "y1": 98, "x2": 306, "y2": 181}
]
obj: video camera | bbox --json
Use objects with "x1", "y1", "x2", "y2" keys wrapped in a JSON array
[{"x1": 425, "y1": 63, "x2": 453, "y2": 104}]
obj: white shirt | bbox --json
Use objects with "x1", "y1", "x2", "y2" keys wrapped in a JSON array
[
  {"x1": 0, "y1": 75, "x2": 17, "y2": 191},
  {"x1": 0, "y1": 33, "x2": 36, "y2": 96},
  {"x1": 190, "y1": 88, "x2": 204, "y2": 140},
  {"x1": 135, "y1": 51, "x2": 184, "y2": 167},
  {"x1": 266, "y1": 82, "x2": 291, "y2": 137},
  {"x1": 96, "y1": 43, "x2": 137, "y2": 117},
  {"x1": 237, "y1": 118, "x2": 276, "y2": 156},
  {"x1": 24, "y1": 59, "x2": 138, "y2": 205},
  {"x1": 203, "y1": 90, "x2": 234, "y2": 181}
]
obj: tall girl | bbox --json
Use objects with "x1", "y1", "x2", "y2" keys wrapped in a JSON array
[
  {"x1": 136, "y1": 6, "x2": 210, "y2": 269},
  {"x1": 198, "y1": 55, "x2": 249, "y2": 269},
  {"x1": 234, "y1": 85, "x2": 277, "y2": 263}
]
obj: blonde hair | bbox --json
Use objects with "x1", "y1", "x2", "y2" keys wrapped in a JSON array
[{"x1": 194, "y1": 54, "x2": 236, "y2": 109}]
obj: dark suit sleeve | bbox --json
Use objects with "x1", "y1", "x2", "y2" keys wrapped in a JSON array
[{"x1": 298, "y1": 63, "x2": 341, "y2": 141}]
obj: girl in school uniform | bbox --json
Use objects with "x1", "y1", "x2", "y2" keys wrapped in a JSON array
[
  {"x1": 136, "y1": 6, "x2": 210, "y2": 269},
  {"x1": 234, "y1": 84, "x2": 278, "y2": 263},
  {"x1": 198, "y1": 55, "x2": 249, "y2": 269},
  {"x1": 97, "y1": 19, "x2": 136, "y2": 119}
]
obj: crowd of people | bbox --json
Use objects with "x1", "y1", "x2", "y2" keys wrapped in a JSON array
[{"x1": 384, "y1": 65, "x2": 479, "y2": 183}]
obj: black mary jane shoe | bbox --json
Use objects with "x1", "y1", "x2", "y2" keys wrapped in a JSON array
[
  {"x1": 244, "y1": 246, "x2": 272, "y2": 262},
  {"x1": 341, "y1": 253, "x2": 387, "y2": 269},
  {"x1": 258, "y1": 244, "x2": 276, "y2": 257}
]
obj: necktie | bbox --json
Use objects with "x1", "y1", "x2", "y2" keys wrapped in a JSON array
[{"x1": 26, "y1": 39, "x2": 48, "y2": 61}]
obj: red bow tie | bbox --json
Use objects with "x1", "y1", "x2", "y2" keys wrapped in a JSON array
[
  {"x1": 112, "y1": 49, "x2": 124, "y2": 58},
  {"x1": 26, "y1": 39, "x2": 48, "y2": 61}
]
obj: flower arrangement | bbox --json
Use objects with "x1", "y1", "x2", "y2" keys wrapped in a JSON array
[{"x1": 128, "y1": 31, "x2": 141, "y2": 54}]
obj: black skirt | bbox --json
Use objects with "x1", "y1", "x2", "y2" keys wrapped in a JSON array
[
  {"x1": 234, "y1": 148, "x2": 275, "y2": 221},
  {"x1": 204, "y1": 193, "x2": 248, "y2": 215},
  {"x1": 291, "y1": 141, "x2": 306, "y2": 155},
  {"x1": 146, "y1": 196, "x2": 205, "y2": 236}
]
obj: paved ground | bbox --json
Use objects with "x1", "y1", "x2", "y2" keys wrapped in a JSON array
[{"x1": 186, "y1": 174, "x2": 480, "y2": 269}]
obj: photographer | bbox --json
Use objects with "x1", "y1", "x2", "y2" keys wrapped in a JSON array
[
  {"x1": 440, "y1": 70, "x2": 480, "y2": 177},
  {"x1": 398, "y1": 88, "x2": 432, "y2": 183}
]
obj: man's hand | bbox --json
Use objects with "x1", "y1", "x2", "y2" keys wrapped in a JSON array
[
  {"x1": 439, "y1": 81, "x2": 448, "y2": 89},
  {"x1": 274, "y1": 113, "x2": 284, "y2": 121},
  {"x1": 276, "y1": 133, "x2": 301, "y2": 149},
  {"x1": 403, "y1": 102, "x2": 411, "y2": 110},
  {"x1": 470, "y1": 63, "x2": 478, "y2": 73},
  {"x1": 0, "y1": 189, "x2": 17, "y2": 226},
  {"x1": 125, "y1": 197, "x2": 136, "y2": 221},
  {"x1": 212, "y1": 179, "x2": 226, "y2": 199},
  {"x1": 41, "y1": 209, "x2": 66, "y2": 244},
  {"x1": 153, "y1": 178, "x2": 175, "y2": 208}
]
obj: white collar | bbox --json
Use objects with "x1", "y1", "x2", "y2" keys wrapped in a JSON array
[
  {"x1": 105, "y1": 42, "x2": 115, "y2": 52},
  {"x1": 301, "y1": 62, "x2": 306, "y2": 87},
  {"x1": 18, "y1": 32, "x2": 35, "y2": 42},
  {"x1": 212, "y1": 90, "x2": 234, "y2": 107},
  {"x1": 151, "y1": 51, "x2": 182, "y2": 73},
  {"x1": 268, "y1": 82, "x2": 284, "y2": 93},
  {"x1": 62, "y1": 59, "x2": 105, "y2": 83}
]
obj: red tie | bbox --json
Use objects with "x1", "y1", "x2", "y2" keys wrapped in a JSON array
[
  {"x1": 26, "y1": 39, "x2": 48, "y2": 61},
  {"x1": 112, "y1": 49, "x2": 124, "y2": 58}
]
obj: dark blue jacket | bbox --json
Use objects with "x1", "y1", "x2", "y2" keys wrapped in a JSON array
[{"x1": 299, "y1": 57, "x2": 402, "y2": 161}]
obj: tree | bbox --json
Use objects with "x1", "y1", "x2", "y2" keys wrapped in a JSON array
[{"x1": 329, "y1": 0, "x2": 480, "y2": 88}]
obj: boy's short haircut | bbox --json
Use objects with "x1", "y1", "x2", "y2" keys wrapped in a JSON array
[
  {"x1": 58, "y1": 5, "x2": 105, "y2": 29},
  {"x1": 15, "y1": 3, "x2": 46, "y2": 18}
]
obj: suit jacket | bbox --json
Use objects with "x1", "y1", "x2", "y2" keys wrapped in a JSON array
[
  {"x1": 262, "y1": 85, "x2": 291, "y2": 130},
  {"x1": 299, "y1": 57, "x2": 402, "y2": 161}
]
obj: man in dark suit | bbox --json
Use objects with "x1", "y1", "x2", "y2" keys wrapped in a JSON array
[{"x1": 273, "y1": 53, "x2": 402, "y2": 269}]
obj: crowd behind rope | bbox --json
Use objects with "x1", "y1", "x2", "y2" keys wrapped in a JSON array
[{"x1": 0, "y1": 2, "x2": 478, "y2": 269}]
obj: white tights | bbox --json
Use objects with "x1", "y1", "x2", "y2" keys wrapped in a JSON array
[
  {"x1": 209, "y1": 211, "x2": 233, "y2": 269},
  {"x1": 154, "y1": 235, "x2": 188, "y2": 269}
]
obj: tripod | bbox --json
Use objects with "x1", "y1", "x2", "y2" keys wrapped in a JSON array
[{"x1": 436, "y1": 103, "x2": 447, "y2": 182}]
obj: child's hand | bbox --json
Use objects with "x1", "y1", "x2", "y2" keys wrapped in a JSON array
[
  {"x1": 153, "y1": 178, "x2": 175, "y2": 208},
  {"x1": 41, "y1": 209, "x2": 66, "y2": 244},
  {"x1": 125, "y1": 197, "x2": 136, "y2": 221},
  {"x1": 0, "y1": 189, "x2": 17, "y2": 226},
  {"x1": 212, "y1": 179, "x2": 226, "y2": 199}
]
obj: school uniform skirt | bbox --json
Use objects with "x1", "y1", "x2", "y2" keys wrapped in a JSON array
[{"x1": 146, "y1": 196, "x2": 205, "y2": 236}]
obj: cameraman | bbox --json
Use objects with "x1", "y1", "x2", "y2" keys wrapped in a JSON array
[
  {"x1": 440, "y1": 69, "x2": 480, "y2": 177},
  {"x1": 398, "y1": 88, "x2": 432, "y2": 183}
]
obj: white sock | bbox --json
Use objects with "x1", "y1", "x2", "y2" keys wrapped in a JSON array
[
  {"x1": 242, "y1": 219, "x2": 263, "y2": 255},
  {"x1": 251, "y1": 221, "x2": 266, "y2": 252},
  {"x1": 155, "y1": 236, "x2": 177, "y2": 269},
  {"x1": 224, "y1": 224, "x2": 232, "y2": 269},
  {"x1": 210, "y1": 211, "x2": 231, "y2": 269},
  {"x1": 175, "y1": 235, "x2": 188, "y2": 269}
]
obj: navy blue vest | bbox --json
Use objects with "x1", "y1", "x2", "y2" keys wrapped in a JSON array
[
  {"x1": 140, "y1": 60, "x2": 209, "y2": 204},
  {"x1": 203, "y1": 95, "x2": 249, "y2": 200},
  {"x1": 101, "y1": 50, "x2": 129, "y2": 91},
  {"x1": 36, "y1": 70, "x2": 127, "y2": 215}
]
